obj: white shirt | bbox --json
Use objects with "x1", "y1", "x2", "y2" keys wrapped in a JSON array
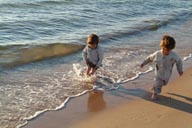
[
  {"x1": 82, "y1": 45, "x2": 103, "y2": 67},
  {"x1": 141, "y1": 50, "x2": 183, "y2": 80}
]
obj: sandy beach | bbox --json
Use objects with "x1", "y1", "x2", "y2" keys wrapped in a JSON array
[
  {"x1": 70, "y1": 69, "x2": 192, "y2": 128},
  {"x1": 23, "y1": 59, "x2": 192, "y2": 128}
]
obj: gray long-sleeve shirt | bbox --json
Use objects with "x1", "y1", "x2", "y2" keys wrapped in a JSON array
[
  {"x1": 82, "y1": 45, "x2": 103, "y2": 67},
  {"x1": 141, "y1": 50, "x2": 183, "y2": 80}
]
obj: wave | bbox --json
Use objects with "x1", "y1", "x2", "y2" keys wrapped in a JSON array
[
  {"x1": 0, "y1": 2, "x2": 41, "y2": 9},
  {"x1": 99, "y1": 10, "x2": 192, "y2": 43},
  {"x1": 38, "y1": 0, "x2": 71, "y2": 5},
  {"x1": 0, "y1": 0, "x2": 73, "y2": 9},
  {"x1": 0, "y1": 43, "x2": 84, "y2": 68}
]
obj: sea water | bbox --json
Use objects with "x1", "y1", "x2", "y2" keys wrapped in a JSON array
[{"x1": 0, "y1": 0, "x2": 192, "y2": 128}]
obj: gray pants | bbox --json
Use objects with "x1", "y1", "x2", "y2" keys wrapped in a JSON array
[{"x1": 153, "y1": 77, "x2": 169, "y2": 94}]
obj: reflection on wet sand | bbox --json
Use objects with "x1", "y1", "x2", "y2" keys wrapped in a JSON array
[{"x1": 88, "y1": 91, "x2": 106, "y2": 112}]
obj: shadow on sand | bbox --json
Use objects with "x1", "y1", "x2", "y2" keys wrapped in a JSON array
[
  {"x1": 110, "y1": 86, "x2": 192, "y2": 114},
  {"x1": 167, "y1": 92, "x2": 192, "y2": 103}
]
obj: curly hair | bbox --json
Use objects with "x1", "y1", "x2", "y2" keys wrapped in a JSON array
[
  {"x1": 160, "y1": 35, "x2": 176, "y2": 50},
  {"x1": 87, "y1": 34, "x2": 99, "y2": 45}
]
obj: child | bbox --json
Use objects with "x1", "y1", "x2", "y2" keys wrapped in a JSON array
[
  {"x1": 82, "y1": 34, "x2": 103, "y2": 76},
  {"x1": 140, "y1": 35, "x2": 183, "y2": 100}
]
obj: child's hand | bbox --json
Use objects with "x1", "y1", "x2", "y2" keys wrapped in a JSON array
[
  {"x1": 179, "y1": 71, "x2": 183, "y2": 76},
  {"x1": 140, "y1": 64, "x2": 144, "y2": 68}
]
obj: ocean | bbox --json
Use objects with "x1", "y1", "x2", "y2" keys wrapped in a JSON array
[{"x1": 0, "y1": 0, "x2": 192, "y2": 128}]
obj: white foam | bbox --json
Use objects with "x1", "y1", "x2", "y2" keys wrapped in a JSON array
[
  {"x1": 183, "y1": 53, "x2": 192, "y2": 61},
  {"x1": 118, "y1": 66, "x2": 153, "y2": 84},
  {"x1": 19, "y1": 89, "x2": 92, "y2": 128},
  {"x1": 23, "y1": 110, "x2": 48, "y2": 121},
  {"x1": 73, "y1": 63, "x2": 84, "y2": 76},
  {"x1": 72, "y1": 63, "x2": 97, "y2": 84},
  {"x1": 16, "y1": 122, "x2": 28, "y2": 128},
  {"x1": 17, "y1": 63, "x2": 100, "y2": 128}
]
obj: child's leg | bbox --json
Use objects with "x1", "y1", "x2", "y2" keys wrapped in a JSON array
[
  {"x1": 151, "y1": 92, "x2": 158, "y2": 100},
  {"x1": 90, "y1": 67, "x2": 98, "y2": 75},
  {"x1": 90, "y1": 68, "x2": 95, "y2": 75},
  {"x1": 86, "y1": 66, "x2": 91, "y2": 76},
  {"x1": 151, "y1": 78, "x2": 164, "y2": 100},
  {"x1": 89, "y1": 68, "x2": 94, "y2": 75}
]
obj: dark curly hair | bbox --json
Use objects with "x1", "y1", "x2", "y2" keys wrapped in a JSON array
[
  {"x1": 87, "y1": 34, "x2": 99, "y2": 45},
  {"x1": 160, "y1": 35, "x2": 176, "y2": 50}
]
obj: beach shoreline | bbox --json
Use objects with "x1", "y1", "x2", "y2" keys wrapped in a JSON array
[
  {"x1": 22, "y1": 57, "x2": 192, "y2": 128},
  {"x1": 69, "y1": 62, "x2": 192, "y2": 128}
]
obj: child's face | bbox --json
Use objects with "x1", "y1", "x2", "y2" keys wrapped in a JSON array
[
  {"x1": 162, "y1": 47, "x2": 171, "y2": 55},
  {"x1": 88, "y1": 43, "x2": 97, "y2": 49}
]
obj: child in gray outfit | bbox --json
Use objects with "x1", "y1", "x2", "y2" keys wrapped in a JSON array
[
  {"x1": 82, "y1": 34, "x2": 103, "y2": 76},
  {"x1": 140, "y1": 35, "x2": 183, "y2": 100}
]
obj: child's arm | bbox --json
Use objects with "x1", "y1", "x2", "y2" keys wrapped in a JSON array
[
  {"x1": 140, "y1": 51, "x2": 157, "y2": 68},
  {"x1": 82, "y1": 47, "x2": 88, "y2": 65},
  {"x1": 175, "y1": 55, "x2": 183, "y2": 76},
  {"x1": 140, "y1": 57, "x2": 151, "y2": 68},
  {"x1": 96, "y1": 46, "x2": 103, "y2": 68}
]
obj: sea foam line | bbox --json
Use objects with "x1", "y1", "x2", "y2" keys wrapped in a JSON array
[
  {"x1": 107, "y1": 53, "x2": 192, "y2": 89},
  {"x1": 18, "y1": 89, "x2": 92, "y2": 128},
  {"x1": 118, "y1": 66, "x2": 153, "y2": 84},
  {"x1": 183, "y1": 53, "x2": 192, "y2": 61}
]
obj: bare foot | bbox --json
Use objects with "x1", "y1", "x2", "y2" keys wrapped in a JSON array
[
  {"x1": 151, "y1": 93, "x2": 158, "y2": 100},
  {"x1": 89, "y1": 68, "x2": 96, "y2": 75}
]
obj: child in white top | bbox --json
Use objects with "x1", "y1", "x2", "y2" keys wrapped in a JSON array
[
  {"x1": 82, "y1": 34, "x2": 103, "y2": 76},
  {"x1": 140, "y1": 35, "x2": 183, "y2": 100}
]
